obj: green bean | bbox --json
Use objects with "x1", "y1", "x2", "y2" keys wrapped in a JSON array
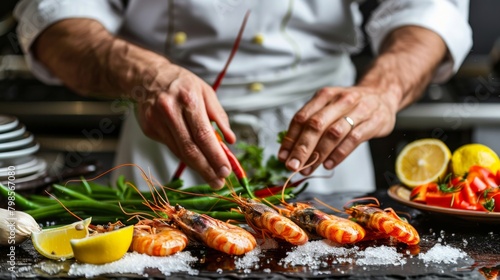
[
  {"x1": 26, "y1": 195, "x2": 70, "y2": 206},
  {"x1": 52, "y1": 185, "x2": 96, "y2": 201},
  {"x1": 116, "y1": 174, "x2": 127, "y2": 194},
  {"x1": 0, "y1": 183, "x2": 41, "y2": 210},
  {"x1": 80, "y1": 177, "x2": 93, "y2": 194},
  {"x1": 62, "y1": 184, "x2": 119, "y2": 196},
  {"x1": 25, "y1": 201, "x2": 136, "y2": 220}
]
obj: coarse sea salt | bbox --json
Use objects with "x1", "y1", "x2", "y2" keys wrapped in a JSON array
[
  {"x1": 355, "y1": 246, "x2": 406, "y2": 266},
  {"x1": 279, "y1": 240, "x2": 358, "y2": 269},
  {"x1": 418, "y1": 244, "x2": 468, "y2": 264},
  {"x1": 280, "y1": 241, "x2": 411, "y2": 269},
  {"x1": 68, "y1": 251, "x2": 198, "y2": 278},
  {"x1": 234, "y1": 247, "x2": 262, "y2": 270}
]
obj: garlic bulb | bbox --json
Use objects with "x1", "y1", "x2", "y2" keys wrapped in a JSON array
[{"x1": 0, "y1": 208, "x2": 41, "y2": 246}]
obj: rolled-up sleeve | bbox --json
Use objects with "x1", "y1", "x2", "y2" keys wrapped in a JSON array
[
  {"x1": 13, "y1": 0, "x2": 124, "y2": 84},
  {"x1": 365, "y1": 0, "x2": 473, "y2": 83}
]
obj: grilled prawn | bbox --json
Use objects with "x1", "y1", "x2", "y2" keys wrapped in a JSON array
[
  {"x1": 166, "y1": 204, "x2": 256, "y2": 255},
  {"x1": 281, "y1": 202, "x2": 366, "y2": 244},
  {"x1": 231, "y1": 196, "x2": 308, "y2": 245},
  {"x1": 344, "y1": 198, "x2": 420, "y2": 245}
]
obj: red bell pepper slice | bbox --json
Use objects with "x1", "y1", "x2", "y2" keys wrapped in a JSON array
[
  {"x1": 460, "y1": 181, "x2": 477, "y2": 206},
  {"x1": 469, "y1": 176, "x2": 488, "y2": 193},
  {"x1": 426, "y1": 191, "x2": 463, "y2": 209},
  {"x1": 410, "y1": 183, "x2": 431, "y2": 203},
  {"x1": 467, "y1": 165, "x2": 498, "y2": 192}
]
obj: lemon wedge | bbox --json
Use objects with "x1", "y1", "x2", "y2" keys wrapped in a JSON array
[
  {"x1": 451, "y1": 143, "x2": 500, "y2": 176},
  {"x1": 70, "y1": 225, "x2": 134, "y2": 265},
  {"x1": 395, "y1": 138, "x2": 451, "y2": 187},
  {"x1": 31, "y1": 218, "x2": 91, "y2": 260}
]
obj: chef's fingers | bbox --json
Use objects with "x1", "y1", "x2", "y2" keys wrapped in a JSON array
[
  {"x1": 278, "y1": 88, "x2": 341, "y2": 160},
  {"x1": 322, "y1": 98, "x2": 395, "y2": 170},
  {"x1": 204, "y1": 85, "x2": 236, "y2": 145},
  {"x1": 323, "y1": 119, "x2": 371, "y2": 170},
  {"x1": 279, "y1": 88, "x2": 360, "y2": 171},
  {"x1": 299, "y1": 113, "x2": 359, "y2": 175},
  {"x1": 170, "y1": 85, "x2": 231, "y2": 189}
]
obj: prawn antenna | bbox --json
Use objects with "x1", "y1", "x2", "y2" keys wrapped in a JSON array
[
  {"x1": 281, "y1": 152, "x2": 320, "y2": 204},
  {"x1": 45, "y1": 191, "x2": 83, "y2": 221},
  {"x1": 118, "y1": 202, "x2": 156, "y2": 220},
  {"x1": 343, "y1": 196, "x2": 380, "y2": 209},
  {"x1": 313, "y1": 197, "x2": 343, "y2": 213}
]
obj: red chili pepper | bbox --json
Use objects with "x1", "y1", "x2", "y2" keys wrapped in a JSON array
[
  {"x1": 253, "y1": 177, "x2": 309, "y2": 198},
  {"x1": 171, "y1": 12, "x2": 252, "y2": 195}
]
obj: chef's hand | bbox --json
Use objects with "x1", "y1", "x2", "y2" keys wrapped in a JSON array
[
  {"x1": 278, "y1": 85, "x2": 396, "y2": 175},
  {"x1": 32, "y1": 18, "x2": 235, "y2": 189},
  {"x1": 278, "y1": 26, "x2": 447, "y2": 175},
  {"x1": 134, "y1": 63, "x2": 236, "y2": 189}
]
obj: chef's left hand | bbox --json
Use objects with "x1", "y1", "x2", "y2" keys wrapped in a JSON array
[
  {"x1": 278, "y1": 85, "x2": 397, "y2": 175},
  {"x1": 278, "y1": 26, "x2": 448, "y2": 175}
]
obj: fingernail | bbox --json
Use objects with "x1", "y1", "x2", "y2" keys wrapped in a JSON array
[
  {"x1": 288, "y1": 158, "x2": 300, "y2": 170},
  {"x1": 278, "y1": 150, "x2": 289, "y2": 160},
  {"x1": 302, "y1": 167, "x2": 312, "y2": 175},
  {"x1": 324, "y1": 159, "x2": 334, "y2": 169},
  {"x1": 217, "y1": 166, "x2": 231, "y2": 178},
  {"x1": 209, "y1": 178, "x2": 224, "y2": 190}
]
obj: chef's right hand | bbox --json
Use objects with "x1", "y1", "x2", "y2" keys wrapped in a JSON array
[
  {"x1": 31, "y1": 18, "x2": 235, "y2": 190},
  {"x1": 133, "y1": 62, "x2": 236, "y2": 189}
]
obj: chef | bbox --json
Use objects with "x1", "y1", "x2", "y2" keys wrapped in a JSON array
[{"x1": 14, "y1": 0, "x2": 472, "y2": 193}]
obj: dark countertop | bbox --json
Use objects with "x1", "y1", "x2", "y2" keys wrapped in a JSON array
[{"x1": 1, "y1": 189, "x2": 499, "y2": 280}]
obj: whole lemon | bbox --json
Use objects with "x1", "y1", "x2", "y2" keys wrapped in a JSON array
[{"x1": 451, "y1": 143, "x2": 500, "y2": 176}]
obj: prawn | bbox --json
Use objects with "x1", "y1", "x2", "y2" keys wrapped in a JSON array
[
  {"x1": 280, "y1": 201, "x2": 366, "y2": 244},
  {"x1": 227, "y1": 192, "x2": 308, "y2": 246},
  {"x1": 344, "y1": 197, "x2": 420, "y2": 245},
  {"x1": 165, "y1": 204, "x2": 256, "y2": 255},
  {"x1": 130, "y1": 219, "x2": 188, "y2": 256}
]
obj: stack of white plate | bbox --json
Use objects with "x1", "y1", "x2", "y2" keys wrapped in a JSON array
[{"x1": 0, "y1": 115, "x2": 46, "y2": 185}]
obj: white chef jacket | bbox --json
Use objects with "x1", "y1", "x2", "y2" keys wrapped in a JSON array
[{"x1": 14, "y1": 0, "x2": 472, "y2": 194}]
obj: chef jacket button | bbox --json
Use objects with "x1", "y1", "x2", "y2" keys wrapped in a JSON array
[
  {"x1": 251, "y1": 33, "x2": 264, "y2": 45},
  {"x1": 174, "y1": 31, "x2": 187, "y2": 45},
  {"x1": 248, "y1": 82, "x2": 264, "y2": 92}
]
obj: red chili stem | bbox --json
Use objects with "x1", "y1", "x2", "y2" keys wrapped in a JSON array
[{"x1": 171, "y1": 11, "x2": 251, "y2": 183}]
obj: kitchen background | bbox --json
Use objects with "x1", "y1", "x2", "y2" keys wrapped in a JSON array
[{"x1": 1, "y1": 1, "x2": 499, "y2": 189}]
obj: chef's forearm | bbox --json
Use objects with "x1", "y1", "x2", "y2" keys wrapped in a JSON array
[
  {"x1": 357, "y1": 26, "x2": 447, "y2": 113},
  {"x1": 32, "y1": 18, "x2": 170, "y2": 99}
]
